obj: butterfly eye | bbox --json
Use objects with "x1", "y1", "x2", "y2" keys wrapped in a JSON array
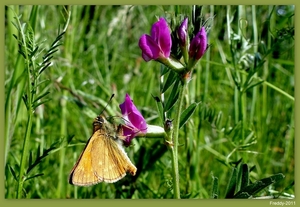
[{"x1": 96, "y1": 116, "x2": 104, "y2": 123}]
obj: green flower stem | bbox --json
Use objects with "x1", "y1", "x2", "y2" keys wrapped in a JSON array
[{"x1": 170, "y1": 80, "x2": 187, "y2": 199}]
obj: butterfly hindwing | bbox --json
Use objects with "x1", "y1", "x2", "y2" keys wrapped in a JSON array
[{"x1": 91, "y1": 129, "x2": 136, "y2": 183}]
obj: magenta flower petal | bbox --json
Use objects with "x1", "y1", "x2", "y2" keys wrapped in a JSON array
[
  {"x1": 151, "y1": 18, "x2": 172, "y2": 58},
  {"x1": 138, "y1": 17, "x2": 171, "y2": 62},
  {"x1": 188, "y1": 27, "x2": 207, "y2": 60},
  {"x1": 119, "y1": 94, "x2": 147, "y2": 146},
  {"x1": 138, "y1": 34, "x2": 161, "y2": 61}
]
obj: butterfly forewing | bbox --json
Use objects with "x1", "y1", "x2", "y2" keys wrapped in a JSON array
[{"x1": 69, "y1": 135, "x2": 103, "y2": 186}]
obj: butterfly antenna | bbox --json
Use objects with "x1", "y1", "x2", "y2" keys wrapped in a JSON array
[{"x1": 98, "y1": 94, "x2": 115, "y2": 116}]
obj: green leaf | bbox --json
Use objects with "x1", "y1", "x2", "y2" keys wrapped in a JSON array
[
  {"x1": 152, "y1": 95, "x2": 165, "y2": 126},
  {"x1": 230, "y1": 68, "x2": 241, "y2": 89},
  {"x1": 243, "y1": 80, "x2": 264, "y2": 92},
  {"x1": 34, "y1": 79, "x2": 50, "y2": 88},
  {"x1": 38, "y1": 62, "x2": 51, "y2": 74},
  {"x1": 28, "y1": 5, "x2": 39, "y2": 31},
  {"x1": 26, "y1": 144, "x2": 58, "y2": 175},
  {"x1": 161, "y1": 70, "x2": 177, "y2": 93},
  {"x1": 50, "y1": 31, "x2": 65, "y2": 48},
  {"x1": 234, "y1": 173, "x2": 285, "y2": 198},
  {"x1": 211, "y1": 175, "x2": 219, "y2": 199},
  {"x1": 241, "y1": 164, "x2": 249, "y2": 189},
  {"x1": 9, "y1": 165, "x2": 18, "y2": 181},
  {"x1": 237, "y1": 163, "x2": 249, "y2": 191},
  {"x1": 33, "y1": 91, "x2": 50, "y2": 104},
  {"x1": 25, "y1": 173, "x2": 44, "y2": 181},
  {"x1": 32, "y1": 99, "x2": 50, "y2": 109},
  {"x1": 229, "y1": 158, "x2": 243, "y2": 167},
  {"x1": 179, "y1": 102, "x2": 199, "y2": 128},
  {"x1": 67, "y1": 134, "x2": 75, "y2": 144},
  {"x1": 29, "y1": 46, "x2": 39, "y2": 58},
  {"x1": 160, "y1": 65, "x2": 170, "y2": 76},
  {"x1": 42, "y1": 55, "x2": 54, "y2": 64},
  {"x1": 22, "y1": 94, "x2": 29, "y2": 110},
  {"x1": 43, "y1": 48, "x2": 58, "y2": 61},
  {"x1": 225, "y1": 167, "x2": 238, "y2": 198},
  {"x1": 164, "y1": 79, "x2": 180, "y2": 112}
]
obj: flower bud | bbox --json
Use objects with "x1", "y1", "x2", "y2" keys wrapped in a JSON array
[
  {"x1": 177, "y1": 17, "x2": 188, "y2": 47},
  {"x1": 188, "y1": 27, "x2": 207, "y2": 61},
  {"x1": 177, "y1": 17, "x2": 189, "y2": 64}
]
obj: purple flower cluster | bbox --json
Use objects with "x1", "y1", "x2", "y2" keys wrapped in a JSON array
[
  {"x1": 138, "y1": 17, "x2": 208, "y2": 70},
  {"x1": 121, "y1": 17, "x2": 208, "y2": 145}
]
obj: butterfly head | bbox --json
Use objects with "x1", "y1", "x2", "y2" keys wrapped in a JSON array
[{"x1": 93, "y1": 115, "x2": 105, "y2": 132}]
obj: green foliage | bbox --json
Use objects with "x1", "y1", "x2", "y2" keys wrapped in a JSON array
[
  {"x1": 220, "y1": 161, "x2": 287, "y2": 198},
  {"x1": 5, "y1": 5, "x2": 294, "y2": 199}
]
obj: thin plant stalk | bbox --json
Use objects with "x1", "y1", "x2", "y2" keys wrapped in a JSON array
[
  {"x1": 16, "y1": 18, "x2": 34, "y2": 199},
  {"x1": 250, "y1": 5, "x2": 258, "y2": 123},
  {"x1": 170, "y1": 81, "x2": 187, "y2": 199},
  {"x1": 237, "y1": 5, "x2": 246, "y2": 144},
  {"x1": 56, "y1": 91, "x2": 67, "y2": 198}
]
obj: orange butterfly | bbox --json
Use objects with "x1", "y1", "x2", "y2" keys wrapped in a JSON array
[{"x1": 69, "y1": 114, "x2": 137, "y2": 186}]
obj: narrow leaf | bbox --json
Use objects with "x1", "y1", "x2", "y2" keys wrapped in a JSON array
[
  {"x1": 179, "y1": 102, "x2": 199, "y2": 128},
  {"x1": 9, "y1": 165, "x2": 18, "y2": 181},
  {"x1": 43, "y1": 54, "x2": 54, "y2": 64},
  {"x1": 241, "y1": 164, "x2": 249, "y2": 190},
  {"x1": 234, "y1": 173, "x2": 285, "y2": 198},
  {"x1": 46, "y1": 45, "x2": 61, "y2": 58},
  {"x1": 25, "y1": 173, "x2": 44, "y2": 181},
  {"x1": 225, "y1": 167, "x2": 238, "y2": 198},
  {"x1": 161, "y1": 70, "x2": 178, "y2": 94},
  {"x1": 152, "y1": 95, "x2": 165, "y2": 126},
  {"x1": 26, "y1": 145, "x2": 57, "y2": 174},
  {"x1": 244, "y1": 80, "x2": 264, "y2": 92},
  {"x1": 50, "y1": 31, "x2": 65, "y2": 48},
  {"x1": 11, "y1": 20, "x2": 20, "y2": 31},
  {"x1": 211, "y1": 175, "x2": 219, "y2": 199},
  {"x1": 33, "y1": 91, "x2": 50, "y2": 104},
  {"x1": 39, "y1": 62, "x2": 52, "y2": 74},
  {"x1": 32, "y1": 99, "x2": 50, "y2": 109},
  {"x1": 29, "y1": 46, "x2": 39, "y2": 58},
  {"x1": 12, "y1": 34, "x2": 18, "y2": 40},
  {"x1": 164, "y1": 79, "x2": 180, "y2": 112},
  {"x1": 35, "y1": 79, "x2": 50, "y2": 88},
  {"x1": 160, "y1": 65, "x2": 169, "y2": 76},
  {"x1": 229, "y1": 158, "x2": 243, "y2": 167},
  {"x1": 22, "y1": 94, "x2": 29, "y2": 110},
  {"x1": 237, "y1": 163, "x2": 249, "y2": 192}
]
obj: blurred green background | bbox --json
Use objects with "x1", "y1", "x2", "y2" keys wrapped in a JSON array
[{"x1": 5, "y1": 5, "x2": 294, "y2": 198}]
